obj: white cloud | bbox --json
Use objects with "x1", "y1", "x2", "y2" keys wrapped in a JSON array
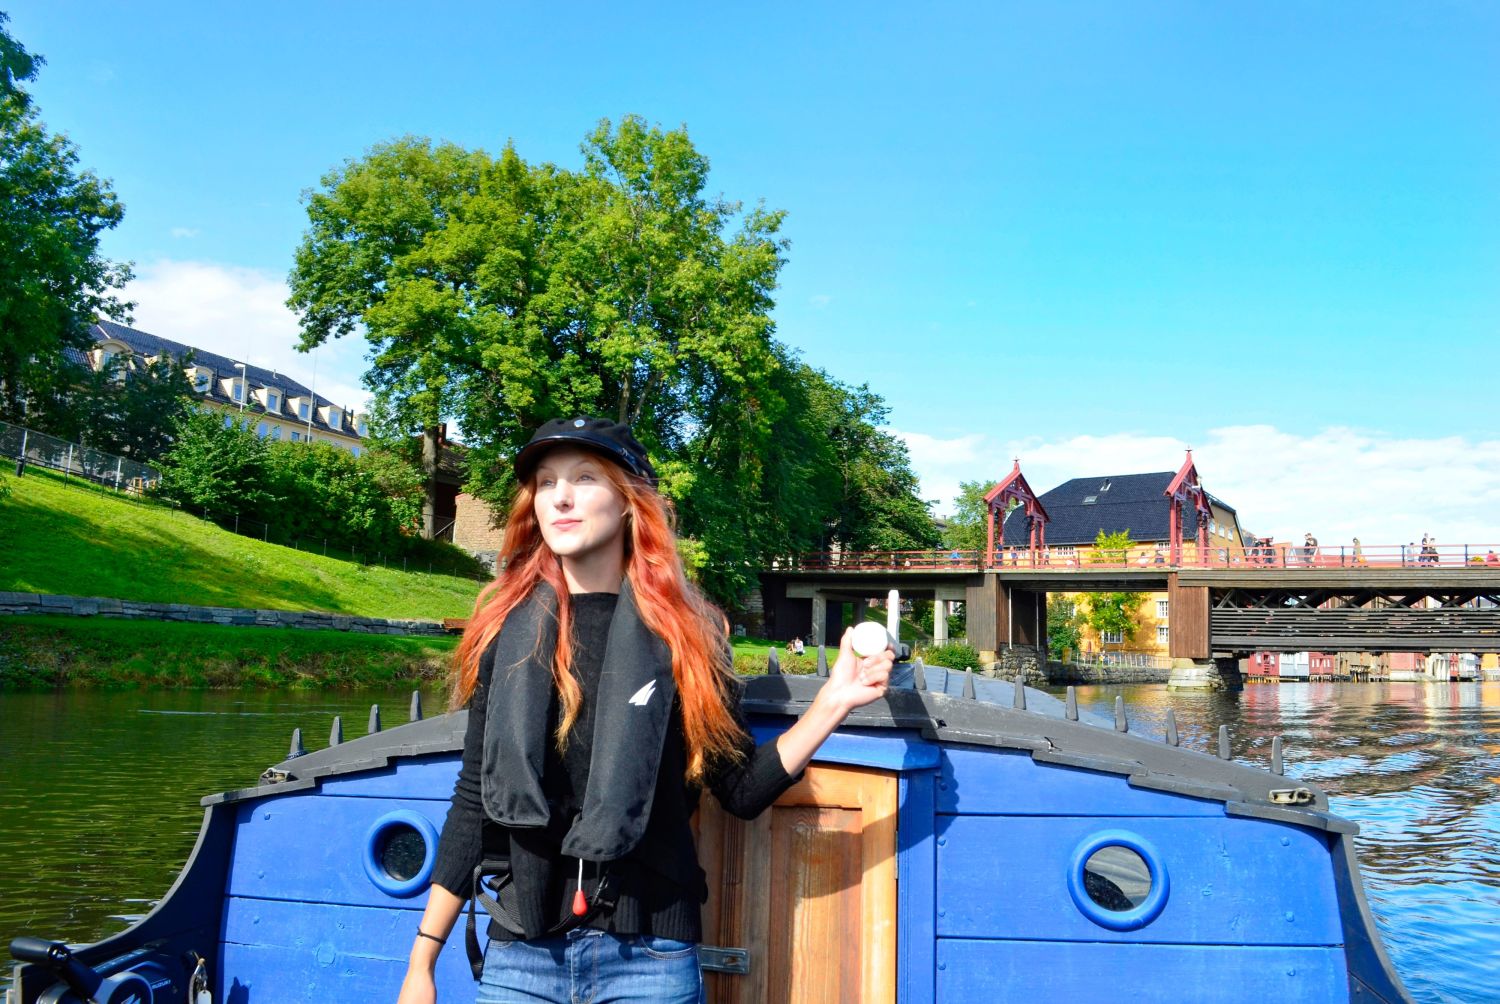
[
  {"x1": 123, "y1": 259, "x2": 371, "y2": 413},
  {"x1": 896, "y1": 424, "x2": 1500, "y2": 547},
  {"x1": 809, "y1": 294, "x2": 833, "y2": 308},
  {"x1": 169, "y1": 227, "x2": 200, "y2": 239}
]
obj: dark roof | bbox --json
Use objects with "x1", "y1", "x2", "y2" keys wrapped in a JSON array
[
  {"x1": 91, "y1": 320, "x2": 364, "y2": 441},
  {"x1": 1001, "y1": 471, "x2": 1215, "y2": 546}
]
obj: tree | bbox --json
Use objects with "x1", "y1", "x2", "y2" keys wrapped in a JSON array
[
  {"x1": 1047, "y1": 594, "x2": 1082, "y2": 660},
  {"x1": 287, "y1": 117, "x2": 936, "y2": 605},
  {"x1": 288, "y1": 137, "x2": 493, "y2": 538},
  {"x1": 155, "y1": 410, "x2": 275, "y2": 518},
  {"x1": 1091, "y1": 528, "x2": 1133, "y2": 565},
  {"x1": 111, "y1": 354, "x2": 196, "y2": 460},
  {"x1": 801, "y1": 370, "x2": 937, "y2": 552},
  {"x1": 942, "y1": 480, "x2": 993, "y2": 552},
  {"x1": 0, "y1": 15, "x2": 133, "y2": 421},
  {"x1": 23, "y1": 349, "x2": 193, "y2": 461},
  {"x1": 1081, "y1": 592, "x2": 1144, "y2": 650}
]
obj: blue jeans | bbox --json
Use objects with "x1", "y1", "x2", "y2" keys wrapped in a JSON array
[{"x1": 476, "y1": 927, "x2": 704, "y2": 1004}]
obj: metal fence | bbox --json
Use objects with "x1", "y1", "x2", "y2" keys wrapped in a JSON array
[
  {"x1": 0, "y1": 419, "x2": 161, "y2": 491},
  {"x1": 1064, "y1": 651, "x2": 1175, "y2": 670}
]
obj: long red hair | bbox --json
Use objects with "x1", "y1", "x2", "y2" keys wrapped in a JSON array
[{"x1": 452, "y1": 456, "x2": 745, "y2": 781}]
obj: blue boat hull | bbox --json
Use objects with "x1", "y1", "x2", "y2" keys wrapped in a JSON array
[{"x1": 9, "y1": 669, "x2": 1412, "y2": 1003}]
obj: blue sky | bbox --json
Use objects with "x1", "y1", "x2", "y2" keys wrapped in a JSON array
[{"x1": 10, "y1": 2, "x2": 1499, "y2": 543}]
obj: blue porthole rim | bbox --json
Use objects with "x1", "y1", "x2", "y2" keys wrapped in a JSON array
[
  {"x1": 1066, "y1": 828, "x2": 1170, "y2": 931},
  {"x1": 362, "y1": 809, "x2": 439, "y2": 898}
]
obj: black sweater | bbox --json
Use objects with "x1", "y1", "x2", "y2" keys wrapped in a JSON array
[{"x1": 429, "y1": 593, "x2": 798, "y2": 941}]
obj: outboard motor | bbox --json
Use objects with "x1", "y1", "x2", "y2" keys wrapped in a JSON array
[{"x1": 9, "y1": 937, "x2": 191, "y2": 1004}]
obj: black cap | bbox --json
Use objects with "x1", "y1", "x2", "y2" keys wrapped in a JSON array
[{"x1": 514, "y1": 417, "x2": 657, "y2": 488}]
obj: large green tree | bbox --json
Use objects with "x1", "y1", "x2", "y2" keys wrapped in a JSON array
[
  {"x1": 288, "y1": 137, "x2": 495, "y2": 536},
  {"x1": 0, "y1": 14, "x2": 133, "y2": 420},
  {"x1": 287, "y1": 117, "x2": 936, "y2": 603}
]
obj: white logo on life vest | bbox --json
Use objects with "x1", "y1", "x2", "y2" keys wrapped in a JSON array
[{"x1": 628, "y1": 681, "x2": 656, "y2": 706}]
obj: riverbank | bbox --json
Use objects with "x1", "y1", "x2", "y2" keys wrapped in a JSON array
[{"x1": 0, "y1": 616, "x2": 458, "y2": 690}]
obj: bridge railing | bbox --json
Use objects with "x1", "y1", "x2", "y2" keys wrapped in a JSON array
[{"x1": 782, "y1": 543, "x2": 1500, "y2": 572}]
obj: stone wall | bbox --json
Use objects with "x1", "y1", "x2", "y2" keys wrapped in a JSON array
[
  {"x1": 989, "y1": 646, "x2": 1048, "y2": 686},
  {"x1": 0, "y1": 592, "x2": 448, "y2": 636},
  {"x1": 1044, "y1": 660, "x2": 1173, "y2": 685}
]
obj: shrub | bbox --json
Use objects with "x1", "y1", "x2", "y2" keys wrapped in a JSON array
[
  {"x1": 154, "y1": 414, "x2": 486, "y2": 576},
  {"x1": 918, "y1": 641, "x2": 982, "y2": 671},
  {"x1": 154, "y1": 410, "x2": 275, "y2": 516}
]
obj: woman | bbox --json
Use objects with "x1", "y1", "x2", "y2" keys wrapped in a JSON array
[{"x1": 397, "y1": 417, "x2": 893, "y2": 1004}]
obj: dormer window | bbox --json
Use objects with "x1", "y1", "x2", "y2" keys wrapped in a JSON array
[
  {"x1": 191, "y1": 367, "x2": 212, "y2": 393},
  {"x1": 324, "y1": 406, "x2": 341, "y2": 432},
  {"x1": 261, "y1": 388, "x2": 281, "y2": 413},
  {"x1": 296, "y1": 398, "x2": 310, "y2": 421},
  {"x1": 230, "y1": 379, "x2": 245, "y2": 403},
  {"x1": 355, "y1": 414, "x2": 368, "y2": 438}
]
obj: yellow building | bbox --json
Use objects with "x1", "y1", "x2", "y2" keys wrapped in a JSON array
[
  {"x1": 1001, "y1": 462, "x2": 1249, "y2": 658},
  {"x1": 90, "y1": 321, "x2": 368, "y2": 453}
]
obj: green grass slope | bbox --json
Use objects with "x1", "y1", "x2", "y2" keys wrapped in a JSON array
[{"x1": 0, "y1": 468, "x2": 483, "y2": 621}]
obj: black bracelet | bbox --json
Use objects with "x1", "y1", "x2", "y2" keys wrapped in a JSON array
[{"x1": 416, "y1": 929, "x2": 446, "y2": 946}]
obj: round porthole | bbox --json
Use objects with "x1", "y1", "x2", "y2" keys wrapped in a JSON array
[
  {"x1": 363, "y1": 810, "x2": 438, "y2": 897},
  {"x1": 1067, "y1": 830, "x2": 1169, "y2": 931}
]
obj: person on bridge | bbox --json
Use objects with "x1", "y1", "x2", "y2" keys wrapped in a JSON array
[
  {"x1": 1352, "y1": 538, "x2": 1365, "y2": 566},
  {"x1": 1485, "y1": 550, "x2": 1498, "y2": 565},
  {"x1": 397, "y1": 417, "x2": 893, "y2": 1004}
]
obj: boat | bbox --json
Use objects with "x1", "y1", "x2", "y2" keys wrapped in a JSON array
[{"x1": 7, "y1": 652, "x2": 1413, "y2": 1003}]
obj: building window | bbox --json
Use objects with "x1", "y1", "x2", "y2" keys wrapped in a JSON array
[
  {"x1": 193, "y1": 371, "x2": 211, "y2": 393},
  {"x1": 357, "y1": 418, "x2": 368, "y2": 437},
  {"x1": 1101, "y1": 630, "x2": 1123, "y2": 645},
  {"x1": 271, "y1": 426, "x2": 282, "y2": 441},
  {"x1": 266, "y1": 390, "x2": 280, "y2": 412},
  {"x1": 256, "y1": 421, "x2": 268, "y2": 438},
  {"x1": 290, "y1": 430, "x2": 302, "y2": 443},
  {"x1": 232, "y1": 380, "x2": 244, "y2": 403},
  {"x1": 1083, "y1": 495, "x2": 1098, "y2": 504},
  {"x1": 298, "y1": 401, "x2": 310, "y2": 420},
  {"x1": 1156, "y1": 599, "x2": 1169, "y2": 619},
  {"x1": 1157, "y1": 625, "x2": 1170, "y2": 645},
  {"x1": 223, "y1": 415, "x2": 233, "y2": 429},
  {"x1": 327, "y1": 409, "x2": 341, "y2": 431},
  {"x1": 351, "y1": 446, "x2": 361, "y2": 458}
]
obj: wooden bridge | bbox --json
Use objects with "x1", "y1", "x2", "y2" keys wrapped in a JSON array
[{"x1": 762, "y1": 545, "x2": 1500, "y2": 661}]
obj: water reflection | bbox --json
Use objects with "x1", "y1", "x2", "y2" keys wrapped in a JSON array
[
  {"x1": 0, "y1": 688, "x2": 445, "y2": 955},
  {"x1": 1066, "y1": 682, "x2": 1500, "y2": 1004},
  {"x1": 1, "y1": 683, "x2": 1496, "y2": 1003}
]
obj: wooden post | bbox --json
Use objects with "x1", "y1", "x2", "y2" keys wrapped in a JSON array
[{"x1": 1166, "y1": 573, "x2": 1210, "y2": 660}]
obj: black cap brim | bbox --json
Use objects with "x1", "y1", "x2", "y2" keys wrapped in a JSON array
[{"x1": 514, "y1": 433, "x2": 656, "y2": 487}]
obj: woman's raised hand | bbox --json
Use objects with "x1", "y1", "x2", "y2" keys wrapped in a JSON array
[{"x1": 825, "y1": 625, "x2": 894, "y2": 713}]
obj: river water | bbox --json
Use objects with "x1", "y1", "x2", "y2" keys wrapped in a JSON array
[{"x1": 1, "y1": 682, "x2": 1496, "y2": 1002}]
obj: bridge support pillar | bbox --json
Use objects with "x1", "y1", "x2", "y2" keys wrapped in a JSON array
[
  {"x1": 933, "y1": 600, "x2": 949, "y2": 644},
  {"x1": 811, "y1": 593, "x2": 827, "y2": 649},
  {"x1": 1166, "y1": 656, "x2": 1244, "y2": 691}
]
